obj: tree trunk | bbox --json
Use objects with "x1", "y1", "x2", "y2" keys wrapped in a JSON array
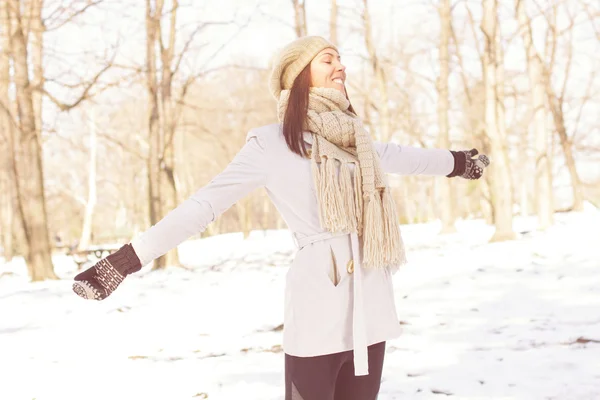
[
  {"x1": 0, "y1": 2, "x2": 14, "y2": 262},
  {"x1": 362, "y1": 81, "x2": 374, "y2": 134},
  {"x1": 402, "y1": 182, "x2": 415, "y2": 224},
  {"x1": 7, "y1": 0, "x2": 56, "y2": 280},
  {"x1": 437, "y1": 0, "x2": 455, "y2": 233},
  {"x1": 548, "y1": 93, "x2": 584, "y2": 211},
  {"x1": 0, "y1": 174, "x2": 14, "y2": 262},
  {"x1": 481, "y1": 0, "x2": 515, "y2": 241},
  {"x1": 30, "y1": 0, "x2": 44, "y2": 144},
  {"x1": 329, "y1": 0, "x2": 337, "y2": 44},
  {"x1": 0, "y1": 138, "x2": 15, "y2": 262},
  {"x1": 145, "y1": 0, "x2": 162, "y2": 268},
  {"x1": 261, "y1": 195, "x2": 271, "y2": 230},
  {"x1": 292, "y1": 0, "x2": 307, "y2": 37},
  {"x1": 481, "y1": 179, "x2": 494, "y2": 224},
  {"x1": 544, "y1": 4, "x2": 584, "y2": 213},
  {"x1": 159, "y1": 152, "x2": 181, "y2": 267},
  {"x1": 235, "y1": 199, "x2": 252, "y2": 239},
  {"x1": 519, "y1": 126, "x2": 529, "y2": 217},
  {"x1": 426, "y1": 182, "x2": 436, "y2": 222},
  {"x1": 153, "y1": 0, "x2": 181, "y2": 269},
  {"x1": 77, "y1": 108, "x2": 98, "y2": 251},
  {"x1": 494, "y1": 29, "x2": 516, "y2": 212},
  {"x1": 0, "y1": 148, "x2": 14, "y2": 262},
  {"x1": 516, "y1": 0, "x2": 554, "y2": 228},
  {"x1": 363, "y1": 0, "x2": 392, "y2": 142}
]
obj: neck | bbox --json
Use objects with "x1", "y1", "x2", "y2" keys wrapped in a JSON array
[{"x1": 307, "y1": 87, "x2": 350, "y2": 112}]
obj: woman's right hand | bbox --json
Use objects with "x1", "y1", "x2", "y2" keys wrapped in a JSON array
[{"x1": 72, "y1": 243, "x2": 142, "y2": 300}]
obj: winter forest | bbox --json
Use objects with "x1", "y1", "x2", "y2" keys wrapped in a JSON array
[{"x1": 0, "y1": 0, "x2": 599, "y2": 399}]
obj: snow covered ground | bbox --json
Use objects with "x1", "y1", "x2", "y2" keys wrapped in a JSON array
[{"x1": 1, "y1": 206, "x2": 599, "y2": 400}]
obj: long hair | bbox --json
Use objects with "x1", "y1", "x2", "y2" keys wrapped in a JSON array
[{"x1": 282, "y1": 65, "x2": 356, "y2": 158}]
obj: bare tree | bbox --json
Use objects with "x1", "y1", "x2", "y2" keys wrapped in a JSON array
[
  {"x1": 0, "y1": 0, "x2": 114, "y2": 279},
  {"x1": 77, "y1": 108, "x2": 98, "y2": 252},
  {"x1": 545, "y1": 4, "x2": 586, "y2": 212},
  {"x1": 437, "y1": 0, "x2": 456, "y2": 233},
  {"x1": 330, "y1": 0, "x2": 337, "y2": 44},
  {"x1": 0, "y1": 159, "x2": 14, "y2": 263},
  {"x1": 481, "y1": 0, "x2": 515, "y2": 241},
  {"x1": 516, "y1": 0, "x2": 554, "y2": 229},
  {"x1": 145, "y1": 0, "x2": 168, "y2": 269},
  {"x1": 5, "y1": 0, "x2": 57, "y2": 280},
  {"x1": 292, "y1": 0, "x2": 307, "y2": 37},
  {"x1": 362, "y1": 0, "x2": 392, "y2": 142},
  {"x1": 143, "y1": 1, "x2": 238, "y2": 268},
  {"x1": 0, "y1": 1, "x2": 15, "y2": 262},
  {"x1": 494, "y1": 22, "x2": 514, "y2": 213},
  {"x1": 159, "y1": 2, "x2": 178, "y2": 174},
  {"x1": 0, "y1": 133, "x2": 14, "y2": 262},
  {"x1": 548, "y1": 88, "x2": 585, "y2": 211},
  {"x1": 30, "y1": 0, "x2": 44, "y2": 144},
  {"x1": 157, "y1": 0, "x2": 182, "y2": 267},
  {"x1": 449, "y1": 10, "x2": 494, "y2": 223}
]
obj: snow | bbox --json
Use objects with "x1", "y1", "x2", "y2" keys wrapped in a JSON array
[{"x1": 1, "y1": 207, "x2": 599, "y2": 400}]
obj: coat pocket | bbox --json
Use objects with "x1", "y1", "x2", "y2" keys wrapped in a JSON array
[{"x1": 327, "y1": 246, "x2": 341, "y2": 287}]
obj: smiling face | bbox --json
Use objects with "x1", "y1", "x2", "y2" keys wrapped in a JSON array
[{"x1": 309, "y1": 48, "x2": 346, "y2": 95}]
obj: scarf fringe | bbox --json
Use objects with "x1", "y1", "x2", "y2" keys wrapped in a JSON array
[
  {"x1": 280, "y1": 87, "x2": 407, "y2": 270},
  {"x1": 313, "y1": 156, "x2": 405, "y2": 269},
  {"x1": 382, "y1": 188, "x2": 407, "y2": 266},
  {"x1": 339, "y1": 162, "x2": 357, "y2": 232},
  {"x1": 323, "y1": 158, "x2": 343, "y2": 230},
  {"x1": 362, "y1": 192, "x2": 384, "y2": 268},
  {"x1": 314, "y1": 157, "x2": 358, "y2": 233},
  {"x1": 354, "y1": 163, "x2": 364, "y2": 232},
  {"x1": 361, "y1": 189, "x2": 407, "y2": 268}
]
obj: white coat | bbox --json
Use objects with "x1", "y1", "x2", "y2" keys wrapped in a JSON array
[{"x1": 131, "y1": 123, "x2": 455, "y2": 376}]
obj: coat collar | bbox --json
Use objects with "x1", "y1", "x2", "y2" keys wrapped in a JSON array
[{"x1": 303, "y1": 131, "x2": 314, "y2": 145}]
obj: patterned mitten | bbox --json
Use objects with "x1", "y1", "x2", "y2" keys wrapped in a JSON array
[
  {"x1": 447, "y1": 148, "x2": 490, "y2": 180},
  {"x1": 72, "y1": 243, "x2": 142, "y2": 300}
]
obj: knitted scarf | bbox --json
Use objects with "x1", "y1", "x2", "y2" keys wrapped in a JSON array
[{"x1": 278, "y1": 87, "x2": 406, "y2": 269}]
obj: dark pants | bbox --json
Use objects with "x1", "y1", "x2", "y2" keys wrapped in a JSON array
[{"x1": 285, "y1": 342, "x2": 386, "y2": 400}]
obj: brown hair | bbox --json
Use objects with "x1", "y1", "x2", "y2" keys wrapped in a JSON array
[{"x1": 282, "y1": 65, "x2": 356, "y2": 158}]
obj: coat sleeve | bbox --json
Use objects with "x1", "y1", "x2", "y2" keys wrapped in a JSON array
[
  {"x1": 131, "y1": 130, "x2": 268, "y2": 266},
  {"x1": 373, "y1": 141, "x2": 455, "y2": 176}
]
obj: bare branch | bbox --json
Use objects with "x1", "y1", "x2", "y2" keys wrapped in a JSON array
[
  {"x1": 465, "y1": 4, "x2": 482, "y2": 60},
  {"x1": 45, "y1": 0, "x2": 105, "y2": 31},
  {"x1": 0, "y1": 99, "x2": 20, "y2": 132},
  {"x1": 580, "y1": 0, "x2": 600, "y2": 41},
  {"x1": 45, "y1": 64, "x2": 143, "y2": 90},
  {"x1": 173, "y1": 19, "x2": 254, "y2": 123},
  {"x1": 40, "y1": 48, "x2": 117, "y2": 111},
  {"x1": 256, "y1": 2, "x2": 294, "y2": 32},
  {"x1": 172, "y1": 21, "x2": 235, "y2": 78},
  {"x1": 571, "y1": 70, "x2": 597, "y2": 142},
  {"x1": 96, "y1": 130, "x2": 147, "y2": 160},
  {"x1": 449, "y1": 16, "x2": 473, "y2": 105},
  {"x1": 49, "y1": 186, "x2": 87, "y2": 207},
  {"x1": 558, "y1": 6, "x2": 577, "y2": 103}
]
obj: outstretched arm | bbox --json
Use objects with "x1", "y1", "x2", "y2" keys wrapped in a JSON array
[
  {"x1": 73, "y1": 130, "x2": 268, "y2": 300},
  {"x1": 373, "y1": 141, "x2": 455, "y2": 176},
  {"x1": 131, "y1": 131, "x2": 268, "y2": 266},
  {"x1": 373, "y1": 142, "x2": 490, "y2": 179}
]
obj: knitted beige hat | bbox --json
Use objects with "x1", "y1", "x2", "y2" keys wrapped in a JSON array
[{"x1": 269, "y1": 36, "x2": 338, "y2": 99}]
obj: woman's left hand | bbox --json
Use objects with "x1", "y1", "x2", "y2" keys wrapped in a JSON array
[{"x1": 447, "y1": 148, "x2": 490, "y2": 180}]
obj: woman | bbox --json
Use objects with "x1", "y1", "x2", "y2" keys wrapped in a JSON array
[{"x1": 73, "y1": 36, "x2": 489, "y2": 400}]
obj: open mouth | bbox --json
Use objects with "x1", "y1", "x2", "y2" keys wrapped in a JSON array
[{"x1": 332, "y1": 78, "x2": 344, "y2": 85}]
